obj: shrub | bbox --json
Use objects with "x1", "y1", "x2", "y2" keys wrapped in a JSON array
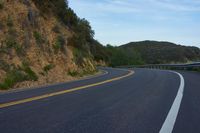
[
  {"x1": 43, "y1": 64, "x2": 54, "y2": 73},
  {"x1": 0, "y1": 70, "x2": 27, "y2": 90},
  {"x1": 5, "y1": 38, "x2": 24, "y2": 56},
  {"x1": 24, "y1": 67, "x2": 38, "y2": 81},
  {"x1": 53, "y1": 35, "x2": 65, "y2": 53},
  {"x1": 68, "y1": 70, "x2": 79, "y2": 77},
  {"x1": 83, "y1": 69, "x2": 97, "y2": 75},
  {"x1": 67, "y1": 68, "x2": 97, "y2": 77},
  {"x1": 73, "y1": 48, "x2": 88, "y2": 66},
  {"x1": 0, "y1": 84, "x2": 6, "y2": 90},
  {"x1": 190, "y1": 67, "x2": 200, "y2": 72},
  {"x1": 7, "y1": 15, "x2": 13, "y2": 27},
  {"x1": 0, "y1": 61, "x2": 39, "y2": 90},
  {"x1": 0, "y1": 0, "x2": 4, "y2": 10},
  {"x1": 33, "y1": 31, "x2": 45, "y2": 44},
  {"x1": 21, "y1": 62, "x2": 38, "y2": 81},
  {"x1": 15, "y1": 44, "x2": 25, "y2": 56},
  {"x1": 5, "y1": 38, "x2": 16, "y2": 48},
  {"x1": 53, "y1": 43, "x2": 60, "y2": 54},
  {"x1": 69, "y1": 35, "x2": 86, "y2": 50},
  {"x1": 21, "y1": 59, "x2": 30, "y2": 67},
  {"x1": 56, "y1": 35, "x2": 65, "y2": 48}
]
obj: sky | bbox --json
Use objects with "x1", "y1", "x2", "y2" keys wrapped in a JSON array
[{"x1": 69, "y1": 0, "x2": 200, "y2": 47}]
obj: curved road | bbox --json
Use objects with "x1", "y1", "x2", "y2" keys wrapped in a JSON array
[{"x1": 0, "y1": 68, "x2": 200, "y2": 133}]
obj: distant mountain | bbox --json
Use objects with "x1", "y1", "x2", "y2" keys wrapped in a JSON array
[{"x1": 119, "y1": 41, "x2": 200, "y2": 64}]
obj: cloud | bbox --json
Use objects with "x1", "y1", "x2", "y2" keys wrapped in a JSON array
[
  {"x1": 69, "y1": 0, "x2": 141, "y2": 15},
  {"x1": 150, "y1": 0, "x2": 200, "y2": 12}
]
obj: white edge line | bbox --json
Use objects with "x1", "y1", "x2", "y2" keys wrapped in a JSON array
[{"x1": 159, "y1": 71, "x2": 185, "y2": 133}]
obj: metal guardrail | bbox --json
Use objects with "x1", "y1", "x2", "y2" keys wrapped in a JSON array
[{"x1": 119, "y1": 62, "x2": 200, "y2": 70}]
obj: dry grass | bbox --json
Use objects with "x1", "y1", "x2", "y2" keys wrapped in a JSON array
[{"x1": 0, "y1": 1, "x2": 96, "y2": 90}]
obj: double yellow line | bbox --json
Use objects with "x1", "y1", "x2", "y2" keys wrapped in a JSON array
[{"x1": 0, "y1": 69, "x2": 134, "y2": 109}]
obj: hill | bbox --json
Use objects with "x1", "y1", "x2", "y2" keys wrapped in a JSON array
[
  {"x1": 0, "y1": 0, "x2": 105, "y2": 90},
  {"x1": 105, "y1": 41, "x2": 200, "y2": 67},
  {"x1": 120, "y1": 41, "x2": 200, "y2": 64}
]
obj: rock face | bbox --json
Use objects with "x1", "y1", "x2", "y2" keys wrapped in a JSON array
[{"x1": 0, "y1": 0, "x2": 96, "y2": 90}]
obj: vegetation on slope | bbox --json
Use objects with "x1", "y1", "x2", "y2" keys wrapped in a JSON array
[
  {"x1": 96, "y1": 41, "x2": 200, "y2": 67},
  {"x1": 0, "y1": 0, "x2": 102, "y2": 90},
  {"x1": 32, "y1": 0, "x2": 95, "y2": 58},
  {"x1": 90, "y1": 40, "x2": 200, "y2": 67},
  {"x1": 120, "y1": 41, "x2": 200, "y2": 64}
]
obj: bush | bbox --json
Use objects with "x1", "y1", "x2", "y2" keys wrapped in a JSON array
[
  {"x1": 5, "y1": 38, "x2": 25, "y2": 56},
  {"x1": 5, "y1": 38, "x2": 16, "y2": 48},
  {"x1": 53, "y1": 44, "x2": 60, "y2": 54},
  {"x1": 68, "y1": 70, "x2": 79, "y2": 77},
  {"x1": 7, "y1": 15, "x2": 13, "y2": 27},
  {"x1": 69, "y1": 35, "x2": 89, "y2": 52},
  {"x1": 67, "y1": 69, "x2": 97, "y2": 77},
  {"x1": 0, "y1": 70, "x2": 27, "y2": 90},
  {"x1": 0, "y1": 0, "x2": 4, "y2": 10},
  {"x1": 15, "y1": 44, "x2": 25, "y2": 56},
  {"x1": 189, "y1": 67, "x2": 200, "y2": 72},
  {"x1": 56, "y1": 35, "x2": 65, "y2": 48},
  {"x1": 53, "y1": 35, "x2": 65, "y2": 53},
  {"x1": 33, "y1": 31, "x2": 45, "y2": 44},
  {"x1": 21, "y1": 62, "x2": 38, "y2": 81},
  {"x1": 24, "y1": 67, "x2": 38, "y2": 81},
  {"x1": 43, "y1": 64, "x2": 54, "y2": 73},
  {"x1": 72, "y1": 48, "x2": 86, "y2": 66},
  {"x1": 0, "y1": 61, "x2": 39, "y2": 90}
]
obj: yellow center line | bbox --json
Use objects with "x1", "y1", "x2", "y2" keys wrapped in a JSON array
[{"x1": 0, "y1": 69, "x2": 134, "y2": 109}]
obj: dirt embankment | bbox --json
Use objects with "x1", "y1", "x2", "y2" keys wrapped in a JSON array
[{"x1": 0, "y1": 0, "x2": 97, "y2": 90}]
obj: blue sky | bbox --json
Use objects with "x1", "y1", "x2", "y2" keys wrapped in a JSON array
[{"x1": 69, "y1": 0, "x2": 200, "y2": 47}]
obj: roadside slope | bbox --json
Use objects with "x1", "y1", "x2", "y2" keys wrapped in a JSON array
[{"x1": 0, "y1": 0, "x2": 101, "y2": 90}]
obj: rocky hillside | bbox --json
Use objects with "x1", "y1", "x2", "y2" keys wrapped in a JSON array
[{"x1": 0, "y1": 0, "x2": 99, "y2": 90}]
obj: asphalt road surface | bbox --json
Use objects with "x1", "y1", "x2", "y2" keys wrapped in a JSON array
[{"x1": 0, "y1": 68, "x2": 200, "y2": 133}]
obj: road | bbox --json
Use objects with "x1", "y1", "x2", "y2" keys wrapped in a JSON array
[{"x1": 0, "y1": 68, "x2": 200, "y2": 133}]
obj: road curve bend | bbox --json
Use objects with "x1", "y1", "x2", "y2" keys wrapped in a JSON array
[{"x1": 0, "y1": 68, "x2": 200, "y2": 133}]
